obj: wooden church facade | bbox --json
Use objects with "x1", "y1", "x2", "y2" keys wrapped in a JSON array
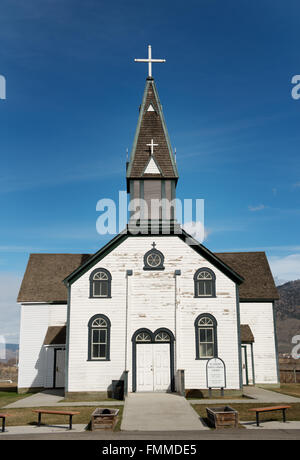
[{"x1": 17, "y1": 64, "x2": 279, "y2": 396}]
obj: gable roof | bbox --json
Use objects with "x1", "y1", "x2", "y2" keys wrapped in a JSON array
[
  {"x1": 126, "y1": 78, "x2": 178, "y2": 185},
  {"x1": 17, "y1": 233, "x2": 278, "y2": 303}
]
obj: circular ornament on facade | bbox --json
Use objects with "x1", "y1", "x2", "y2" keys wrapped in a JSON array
[
  {"x1": 146, "y1": 252, "x2": 162, "y2": 268},
  {"x1": 143, "y1": 242, "x2": 165, "y2": 270}
]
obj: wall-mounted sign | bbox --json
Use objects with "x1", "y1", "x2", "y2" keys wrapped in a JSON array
[{"x1": 206, "y1": 357, "x2": 226, "y2": 389}]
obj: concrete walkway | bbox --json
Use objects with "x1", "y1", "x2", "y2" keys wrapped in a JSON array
[
  {"x1": 189, "y1": 386, "x2": 300, "y2": 405},
  {"x1": 5, "y1": 386, "x2": 300, "y2": 409},
  {"x1": 121, "y1": 393, "x2": 208, "y2": 431},
  {"x1": 4, "y1": 389, "x2": 124, "y2": 409},
  {"x1": 241, "y1": 420, "x2": 300, "y2": 430},
  {"x1": 243, "y1": 386, "x2": 300, "y2": 403}
]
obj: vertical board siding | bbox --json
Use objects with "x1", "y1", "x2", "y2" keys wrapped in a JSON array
[
  {"x1": 68, "y1": 236, "x2": 241, "y2": 392},
  {"x1": 240, "y1": 303, "x2": 278, "y2": 384}
]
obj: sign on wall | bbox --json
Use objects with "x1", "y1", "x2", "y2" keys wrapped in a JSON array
[{"x1": 206, "y1": 357, "x2": 226, "y2": 389}]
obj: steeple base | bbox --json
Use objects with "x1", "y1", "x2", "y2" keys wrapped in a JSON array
[{"x1": 127, "y1": 219, "x2": 182, "y2": 236}]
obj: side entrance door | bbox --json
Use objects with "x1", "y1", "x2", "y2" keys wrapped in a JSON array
[
  {"x1": 137, "y1": 344, "x2": 170, "y2": 392},
  {"x1": 54, "y1": 348, "x2": 65, "y2": 388},
  {"x1": 241, "y1": 346, "x2": 249, "y2": 386}
]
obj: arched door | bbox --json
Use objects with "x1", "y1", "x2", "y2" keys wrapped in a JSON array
[{"x1": 132, "y1": 328, "x2": 175, "y2": 392}]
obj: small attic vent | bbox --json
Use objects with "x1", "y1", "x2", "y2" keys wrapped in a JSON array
[{"x1": 147, "y1": 104, "x2": 155, "y2": 112}]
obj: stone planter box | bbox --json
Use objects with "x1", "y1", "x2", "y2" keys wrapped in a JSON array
[
  {"x1": 91, "y1": 408, "x2": 119, "y2": 431},
  {"x1": 206, "y1": 406, "x2": 239, "y2": 429}
]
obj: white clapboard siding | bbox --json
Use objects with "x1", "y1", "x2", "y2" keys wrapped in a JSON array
[
  {"x1": 67, "y1": 235, "x2": 241, "y2": 392},
  {"x1": 18, "y1": 303, "x2": 67, "y2": 390},
  {"x1": 240, "y1": 302, "x2": 278, "y2": 384}
]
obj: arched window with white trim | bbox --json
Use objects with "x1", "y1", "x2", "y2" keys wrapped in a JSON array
[
  {"x1": 89, "y1": 268, "x2": 112, "y2": 298},
  {"x1": 195, "y1": 313, "x2": 218, "y2": 360},
  {"x1": 194, "y1": 268, "x2": 216, "y2": 298},
  {"x1": 88, "y1": 314, "x2": 111, "y2": 361}
]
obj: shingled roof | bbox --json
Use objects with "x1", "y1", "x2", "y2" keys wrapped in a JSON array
[
  {"x1": 215, "y1": 251, "x2": 279, "y2": 301},
  {"x1": 17, "y1": 247, "x2": 278, "y2": 303},
  {"x1": 17, "y1": 254, "x2": 91, "y2": 303},
  {"x1": 126, "y1": 78, "x2": 178, "y2": 184},
  {"x1": 43, "y1": 326, "x2": 66, "y2": 345},
  {"x1": 240, "y1": 324, "x2": 255, "y2": 343}
]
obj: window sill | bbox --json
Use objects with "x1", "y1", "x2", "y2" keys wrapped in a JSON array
[
  {"x1": 194, "y1": 295, "x2": 216, "y2": 299},
  {"x1": 89, "y1": 296, "x2": 112, "y2": 299},
  {"x1": 87, "y1": 359, "x2": 111, "y2": 362},
  {"x1": 195, "y1": 357, "x2": 215, "y2": 361}
]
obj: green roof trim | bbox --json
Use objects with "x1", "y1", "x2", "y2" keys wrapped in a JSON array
[
  {"x1": 63, "y1": 231, "x2": 129, "y2": 286},
  {"x1": 64, "y1": 227, "x2": 244, "y2": 287}
]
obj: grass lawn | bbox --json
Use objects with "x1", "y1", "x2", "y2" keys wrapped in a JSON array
[
  {"x1": 192, "y1": 403, "x2": 300, "y2": 426},
  {"x1": 260, "y1": 384, "x2": 300, "y2": 399},
  {"x1": 0, "y1": 385, "x2": 33, "y2": 409},
  {"x1": 1, "y1": 405, "x2": 124, "y2": 431}
]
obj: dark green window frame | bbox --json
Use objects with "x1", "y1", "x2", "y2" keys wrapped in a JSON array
[
  {"x1": 87, "y1": 314, "x2": 111, "y2": 361},
  {"x1": 195, "y1": 313, "x2": 218, "y2": 360},
  {"x1": 89, "y1": 268, "x2": 112, "y2": 298},
  {"x1": 194, "y1": 268, "x2": 216, "y2": 298}
]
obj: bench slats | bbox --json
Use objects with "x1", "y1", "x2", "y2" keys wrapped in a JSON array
[
  {"x1": 249, "y1": 405, "x2": 291, "y2": 413},
  {"x1": 32, "y1": 410, "x2": 80, "y2": 416},
  {"x1": 32, "y1": 409, "x2": 80, "y2": 430}
]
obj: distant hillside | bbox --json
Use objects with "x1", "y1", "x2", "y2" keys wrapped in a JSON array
[
  {"x1": 275, "y1": 280, "x2": 300, "y2": 353},
  {"x1": 0, "y1": 344, "x2": 18, "y2": 363}
]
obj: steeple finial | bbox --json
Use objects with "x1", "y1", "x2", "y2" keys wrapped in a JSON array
[{"x1": 134, "y1": 45, "x2": 166, "y2": 78}]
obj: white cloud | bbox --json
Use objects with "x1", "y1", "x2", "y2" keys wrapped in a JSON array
[
  {"x1": 269, "y1": 254, "x2": 300, "y2": 283},
  {"x1": 0, "y1": 273, "x2": 22, "y2": 344},
  {"x1": 248, "y1": 204, "x2": 266, "y2": 212},
  {"x1": 182, "y1": 221, "x2": 209, "y2": 243},
  {"x1": 293, "y1": 182, "x2": 300, "y2": 188}
]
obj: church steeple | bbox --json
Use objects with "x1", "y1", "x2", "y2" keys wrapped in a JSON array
[
  {"x1": 127, "y1": 46, "x2": 179, "y2": 225},
  {"x1": 126, "y1": 77, "x2": 179, "y2": 187}
]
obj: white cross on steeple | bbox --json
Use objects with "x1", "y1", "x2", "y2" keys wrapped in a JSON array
[
  {"x1": 147, "y1": 139, "x2": 158, "y2": 155},
  {"x1": 134, "y1": 45, "x2": 166, "y2": 78}
]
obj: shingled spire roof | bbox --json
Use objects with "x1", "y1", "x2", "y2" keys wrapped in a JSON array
[{"x1": 126, "y1": 77, "x2": 179, "y2": 185}]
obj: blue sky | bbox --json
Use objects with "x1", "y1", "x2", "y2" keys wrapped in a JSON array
[{"x1": 0, "y1": 0, "x2": 299, "y2": 342}]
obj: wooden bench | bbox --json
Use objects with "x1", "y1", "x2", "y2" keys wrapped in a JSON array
[
  {"x1": 32, "y1": 410, "x2": 80, "y2": 430},
  {"x1": 249, "y1": 405, "x2": 291, "y2": 427},
  {"x1": 0, "y1": 414, "x2": 11, "y2": 433}
]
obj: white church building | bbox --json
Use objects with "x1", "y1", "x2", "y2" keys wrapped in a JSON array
[{"x1": 17, "y1": 48, "x2": 279, "y2": 396}]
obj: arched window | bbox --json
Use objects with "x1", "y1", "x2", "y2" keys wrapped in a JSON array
[
  {"x1": 136, "y1": 332, "x2": 152, "y2": 342},
  {"x1": 194, "y1": 268, "x2": 216, "y2": 298},
  {"x1": 89, "y1": 268, "x2": 112, "y2": 298},
  {"x1": 155, "y1": 331, "x2": 170, "y2": 342},
  {"x1": 195, "y1": 314, "x2": 218, "y2": 360},
  {"x1": 88, "y1": 314, "x2": 111, "y2": 361}
]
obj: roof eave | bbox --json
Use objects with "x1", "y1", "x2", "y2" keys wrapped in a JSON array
[{"x1": 63, "y1": 230, "x2": 129, "y2": 286}]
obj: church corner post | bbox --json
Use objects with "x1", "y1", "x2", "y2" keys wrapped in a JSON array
[{"x1": 235, "y1": 285, "x2": 243, "y2": 390}]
